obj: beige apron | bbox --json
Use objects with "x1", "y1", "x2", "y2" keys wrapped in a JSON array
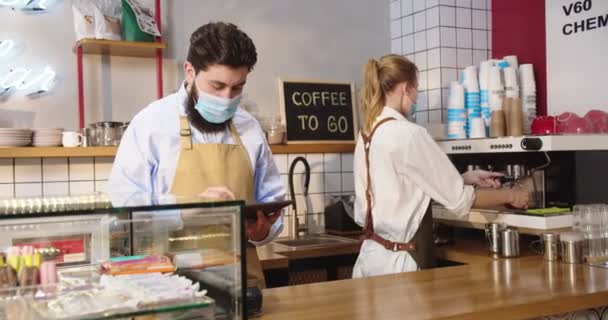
[{"x1": 170, "y1": 116, "x2": 266, "y2": 288}]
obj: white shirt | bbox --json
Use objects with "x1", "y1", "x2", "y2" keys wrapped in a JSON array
[
  {"x1": 106, "y1": 83, "x2": 286, "y2": 246},
  {"x1": 352, "y1": 107, "x2": 475, "y2": 277}
]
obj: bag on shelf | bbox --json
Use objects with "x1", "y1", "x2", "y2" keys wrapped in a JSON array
[
  {"x1": 72, "y1": 0, "x2": 96, "y2": 41},
  {"x1": 94, "y1": 0, "x2": 122, "y2": 41},
  {"x1": 72, "y1": 0, "x2": 122, "y2": 41},
  {"x1": 122, "y1": 0, "x2": 161, "y2": 42}
]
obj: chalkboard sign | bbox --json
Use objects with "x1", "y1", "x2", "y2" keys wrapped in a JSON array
[{"x1": 278, "y1": 79, "x2": 358, "y2": 143}]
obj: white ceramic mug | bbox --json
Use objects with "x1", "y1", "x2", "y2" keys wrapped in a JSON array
[{"x1": 62, "y1": 131, "x2": 82, "y2": 148}]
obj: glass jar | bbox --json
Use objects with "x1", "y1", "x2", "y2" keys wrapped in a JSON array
[
  {"x1": 266, "y1": 119, "x2": 285, "y2": 145},
  {"x1": 96, "y1": 122, "x2": 123, "y2": 146}
]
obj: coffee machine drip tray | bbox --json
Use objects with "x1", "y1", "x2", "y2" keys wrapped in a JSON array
[{"x1": 432, "y1": 205, "x2": 572, "y2": 233}]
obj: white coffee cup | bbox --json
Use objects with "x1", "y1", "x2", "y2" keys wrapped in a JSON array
[{"x1": 62, "y1": 131, "x2": 82, "y2": 148}]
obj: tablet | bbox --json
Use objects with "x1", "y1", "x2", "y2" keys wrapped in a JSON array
[{"x1": 244, "y1": 200, "x2": 294, "y2": 221}]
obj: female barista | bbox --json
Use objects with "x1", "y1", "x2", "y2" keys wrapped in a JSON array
[{"x1": 352, "y1": 55, "x2": 528, "y2": 278}]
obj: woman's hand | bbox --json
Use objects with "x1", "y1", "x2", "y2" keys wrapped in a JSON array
[{"x1": 462, "y1": 170, "x2": 503, "y2": 188}]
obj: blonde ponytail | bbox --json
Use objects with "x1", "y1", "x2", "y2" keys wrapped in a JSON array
[
  {"x1": 359, "y1": 54, "x2": 419, "y2": 135},
  {"x1": 361, "y1": 59, "x2": 385, "y2": 135}
]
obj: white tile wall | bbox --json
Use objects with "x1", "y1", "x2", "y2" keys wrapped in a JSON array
[
  {"x1": 0, "y1": 159, "x2": 12, "y2": 183},
  {"x1": 391, "y1": 19, "x2": 401, "y2": 39},
  {"x1": 456, "y1": 0, "x2": 471, "y2": 7},
  {"x1": 439, "y1": 6, "x2": 456, "y2": 27},
  {"x1": 69, "y1": 157, "x2": 94, "y2": 181},
  {"x1": 440, "y1": 0, "x2": 455, "y2": 5},
  {"x1": 341, "y1": 153, "x2": 354, "y2": 172},
  {"x1": 456, "y1": 28, "x2": 473, "y2": 48},
  {"x1": 306, "y1": 153, "x2": 324, "y2": 173},
  {"x1": 390, "y1": 0, "x2": 401, "y2": 20},
  {"x1": 441, "y1": 47, "x2": 457, "y2": 68},
  {"x1": 15, "y1": 158, "x2": 41, "y2": 183},
  {"x1": 440, "y1": 27, "x2": 457, "y2": 47},
  {"x1": 341, "y1": 173, "x2": 354, "y2": 192},
  {"x1": 456, "y1": 8, "x2": 472, "y2": 28},
  {"x1": 428, "y1": 48, "x2": 441, "y2": 69},
  {"x1": 94, "y1": 157, "x2": 114, "y2": 180},
  {"x1": 0, "y1": 184, "x2": 14, "y2": 199},
  {"x1": 401, "y1": 0, "x2": 414, "y2": 16},
  {"x1": 273, "y1": 154, "x2": 288, "y2": 174},
  {"x1": 472, "y1": 49, "x2": 488, "y2": 66},
  {"x1": 308, "y1": 173, "x2": 324, "y2": 194},
  {"x1": 391, "y1": 38, "x2": 402, "y2": 55},
  {"x1": 413, "y1": 0, "x2": 426, "y2": 13},
  {"x1": 402, "y1": 15, "x2": 414, "y2": 35},
  {"x1": 441, "y1": 68, "x2": 458, "y2": 88},
  {"x1": 15, "y1": 183, "x2": 42, "y2": 197},
  {"x1": 95, "y1": 180, "x2": 107, "y2": 192},
  {"x1": 69, "y1": 181, "x2": 96, "y2": 195},
  {"x1": 457, "y1": 48, "x2": 473, "y2": 68},
  {"x1": 427, "y1": 0, "x2": 439, "y2": 8},
  {"x1": 415, "y1": 51, "x2": 428, "y2": 70},
  {"x1": 418, "y1": 71, "x2": 428, "y2": 91},
  {"x1": 414, "y1": 11, "x2": 426, "y2": 32},
  {"x1": 472, "y1": 9, "x2": 487, "y2": 29},
  {"x1": 402, "y1": 34, "x2": 415, "y2": 55},
  {"x1": 471, "y1": 0, "x2": 486, "y2": 9},
  {"x1": 427, "y1": 27, "x2": 440, "y2": 49},
  {"x1": 426, "y1": 7, "x2": 440, "y2": 28},
  {"x1": 430, "y1": 110, "x2": 442, "y2": 123},
  {"x1": 417, "y1": 91, "x2": 429, "y2": 111},
  {"x1": 428, "y1": 68, "x2": 442, "y2": 90},
  {"x1": 43, "y1": 182, "x2": 69, "y2": 196},
  {"x1": 324, "y1": 153, "x2": 341, "y2": 172},
  {"x1": 324, "y1": 173, "x2": 341, "y2": 193},
  {"x1": 42, "y1": 158, "x2": 68, "y2": 182},
  {"x1": 428, "y1": 89, "x2": 443, "y2": 109},
  {"x1": 472, "y1": 29, "x2": 488, "y2": 49}
]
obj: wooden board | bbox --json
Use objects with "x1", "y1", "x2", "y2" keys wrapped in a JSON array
[
  {"x1": 75, "y1": 39, "x2": 166, "y2": 58},
  {"x1": 278, "y1": 79, "x2": 358, "y2": 144},
  {"x1": 259, "y1": 256, "x2": 608, "y2": 320},
  {"x1": 0, "y1": 144, "x2": 356, "y2": 158}
]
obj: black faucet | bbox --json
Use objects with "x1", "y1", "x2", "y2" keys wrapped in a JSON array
[{"x1": 288, "y1": 156, "x2": 310, "y2": 238}]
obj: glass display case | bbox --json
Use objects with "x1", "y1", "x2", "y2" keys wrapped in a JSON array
[{"x1": 0, "y1": 192, "x2": 247, "y2": 320}]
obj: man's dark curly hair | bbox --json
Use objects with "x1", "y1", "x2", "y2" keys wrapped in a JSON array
[{"x1": 187, "y1": 22, "x2": 258, "y2": 72}]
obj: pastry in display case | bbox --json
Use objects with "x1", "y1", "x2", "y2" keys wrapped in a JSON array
[{"x1": 0, "y1": 192, "x2": 248, "y2": 320}]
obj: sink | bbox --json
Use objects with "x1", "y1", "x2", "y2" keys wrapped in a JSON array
[{"x1": 274, "y1": 234, "x2": 359, "y2": 249}]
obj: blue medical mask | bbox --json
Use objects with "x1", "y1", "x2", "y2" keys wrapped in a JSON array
[
  {"x1": 194, "y1": 90, "x2": 241, "y2": 124},
  {"x1": 408, "y1": 103, "x2": 417, "y2": 117}
]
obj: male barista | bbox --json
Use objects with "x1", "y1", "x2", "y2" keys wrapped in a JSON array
[{"x1": 106, "y1": 22, "x2": 285, "y2": 288}]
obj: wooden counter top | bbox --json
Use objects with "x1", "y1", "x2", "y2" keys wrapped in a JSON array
[
  {"x1": 259, "y1": 257, "x2": 608, "y2": 320},
  {"x1": 435, "y1": 235, "x2": 536, "y2": 265},
  {"x1": 257, "y1": 245, "x2": 289, "y2": 270}
]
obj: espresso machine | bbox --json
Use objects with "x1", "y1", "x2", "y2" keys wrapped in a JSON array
[{"x1": 432, "y1": 135, "x2": 608, "y2": 234}]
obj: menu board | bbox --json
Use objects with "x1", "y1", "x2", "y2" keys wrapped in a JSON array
[
  {"x1": 278, "y1": 79, "x2": 358, "y2": 143},
  {"x1": 546, "y1": 0, "x2": 608, "y2": 114}
]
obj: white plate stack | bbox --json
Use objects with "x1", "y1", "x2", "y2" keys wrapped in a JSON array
[
  {"x1": 0, "y1": 129, "x2": 32, "y2": 147},
  {"x1": 32, "y1": 128, "x2": 63, "y2": 147}
]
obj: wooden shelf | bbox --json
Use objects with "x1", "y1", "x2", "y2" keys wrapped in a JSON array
[
  {"x1": 270, "y1": 143, "x2": 355, "y2": 154},
  {"x1": 0, "y1": 143, "x2": 355, "y2": 158},
  {"x1": 74, "y1": 39, "x2": 166, "y2": 58},
  {"x1": 0, "y1": 147, "x2": 118, "y2": 158}
]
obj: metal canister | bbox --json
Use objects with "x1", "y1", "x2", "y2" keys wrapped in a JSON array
[
  {"x1": 501, "y1": 228, "x2": 520, "y2": 258},
  {"x1": 542, "y1": 232, "x2": 560, "y2": 261},
  {"x1": 485, "y1": 223, "x2": 503, "y2": 254},
  {"x1": 560, "y1": 232, "x2": 584, "y2": 264}
]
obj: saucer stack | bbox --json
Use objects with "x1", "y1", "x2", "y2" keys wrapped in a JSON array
[
  {"x1": 32, "y1": 128, "x2": 63, "y2": 147},
  {"x1": 0, "y1": 129, "x2": 32, "y2": 147}
]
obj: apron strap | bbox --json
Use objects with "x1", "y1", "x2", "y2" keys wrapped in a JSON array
[
  {"x1": 361, "y1": 117, "x2": 396, "y2": 237},
  {"x1": 228, "y1": 121, "x2": 244, "y2": 145},
  {"x1": 179, "y1": 116, "x2": 194, "y2": 150}
]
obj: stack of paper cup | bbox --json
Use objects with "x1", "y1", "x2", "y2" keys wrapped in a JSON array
[
  {"x1": 503, "y1": 55, "x2": 519, "y2": 70},
  {"x1": 496, "y1": 60, "x2": 510, "y2": 69},
  {"x1": 519, "y1": 64, "x2": 537, "y2": 135},
  {"x1": 488, "y1": 66, "x2": 506, "y2": 137},
  {"x1": 447, "y1": 81, "x2": 467, "y2": 139},
  {"x1": 469, "y1": 118, "x2": 487, "y2": 139},
  {"x1": 479, "y1": 61, "x2": 492, "y2": 133},
  {"x1": 504, "y1": 67, "x2": 519, "y2": 98},
  {"x1": 463, "y1": 66, "x2": 483, "y2": 138}
]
